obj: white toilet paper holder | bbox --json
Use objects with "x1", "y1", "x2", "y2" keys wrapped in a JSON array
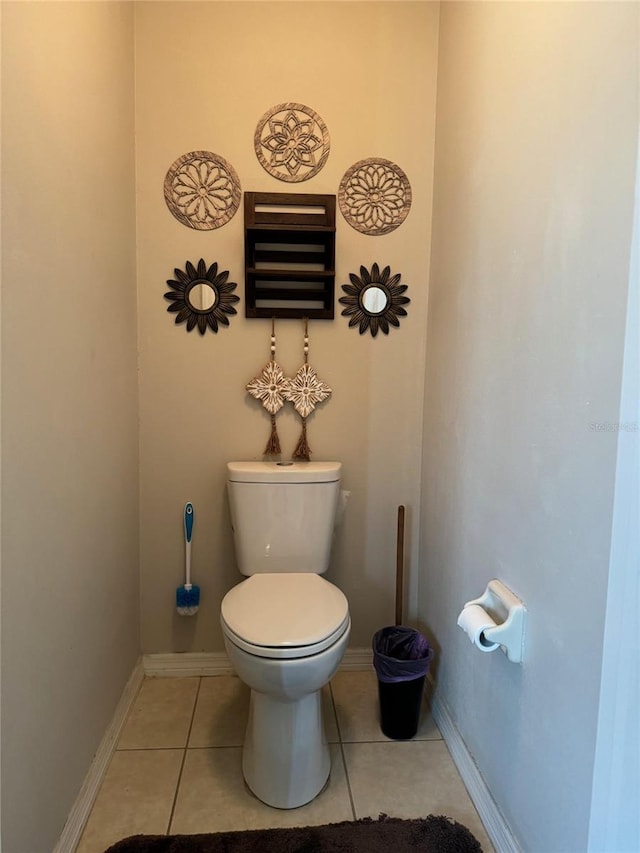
[{"x1": 463, "y1": 579, "x2": 526, "y2": 663}]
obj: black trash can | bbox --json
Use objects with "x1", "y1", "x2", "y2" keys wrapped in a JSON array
[{"x1": 372, "y1": 626, "x2": 433, "y2": 740}]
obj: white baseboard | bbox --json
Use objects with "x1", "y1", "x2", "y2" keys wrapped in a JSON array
[
  {"x1": 339, "y1": 647, "x2": 373, "y2": 671},
  {"x1": 57, "y1": 648, "x2": 517, "y2": 853},
  {"x1": 56, "y1": 648, "x2": 371, "y2": 850},
  {"x1": 143, "y1": 651, "x2": 234, "y2": 677},
  {"x1": 59, "y1": 651, "x2": 516, "y2": 853},
  {"x1": 54, "y1": 658, "x2": 145, "y2": 853},
  {"x1": 429, "y1": 677, "x2": 520, "y2": 853},
  {"x1": 143, "y1": 647, "x2": 373, "y2": 677}
]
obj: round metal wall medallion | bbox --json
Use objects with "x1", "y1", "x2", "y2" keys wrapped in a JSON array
[
  {"x1": 164, "y1": 151, "x2": 241, "y2": 230},
  {"x1": 339, "y1": 158, "x2": 412, "y2": 235},
  {"x1": 254, "y1": 102, "x2": 330, "y2": 183}
]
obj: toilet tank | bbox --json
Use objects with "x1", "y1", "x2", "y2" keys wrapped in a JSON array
[{"x1": 227, "y1": 461, "x2": 341, "y2": 575}]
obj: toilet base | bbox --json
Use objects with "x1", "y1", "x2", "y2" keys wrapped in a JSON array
[{"x1": 243, "y1": 688, "x2": 330, "y2": 809}]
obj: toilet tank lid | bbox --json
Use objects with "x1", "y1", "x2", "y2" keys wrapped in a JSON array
[{"x1": 227, "y1": 461, "x2": 341, "y2": 483}]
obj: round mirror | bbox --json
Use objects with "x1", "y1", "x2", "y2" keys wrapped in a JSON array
[
  {"x1": 339, "y1": 263, "x2": 411, "y2": 338},
  {"x1": 164, "y1": 258, "x2": 240, "y2": 335},
  {"x1": 361, "y1": 285, "x2": 389, "y2": 315},
  {"x1": 186, "y1": 281, "x2": 217, "y2": 312}
]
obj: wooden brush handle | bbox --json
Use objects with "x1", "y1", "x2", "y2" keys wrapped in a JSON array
[{"x1": 395, "y1": 505, "x2": 405, "y2": 626}]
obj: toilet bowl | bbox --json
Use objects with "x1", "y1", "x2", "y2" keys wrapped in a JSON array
[{"x1": 221, "y1": 572, "x2": 350, "y2": 808}]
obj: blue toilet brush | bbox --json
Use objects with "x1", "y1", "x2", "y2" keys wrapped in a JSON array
[{"x1": 176, "y1": 502, "x2": 200, "y2": 615}]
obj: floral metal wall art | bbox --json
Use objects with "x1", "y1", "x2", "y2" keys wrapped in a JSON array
[
  {"x1": 339, "y1": 263, "x2": 410, "y2": 337},
  {"x1": 254, "y1": 103, "x2": 330, "y2": 182},
  {"x1": 164, "y1": 151, "x2": 241, "y2": 230},
  {"x1": 339, "y1": 158, "x2": 412, "y2": 235},
  {"x1": 284, "y1": 320, "x2": 332, "y2": 461},
  {"x1": 246, "y1": 321, "x2": 288, "y2": 455},
  {"x1": 164, "y1": 259, "x2": 239, "y2": 335}
]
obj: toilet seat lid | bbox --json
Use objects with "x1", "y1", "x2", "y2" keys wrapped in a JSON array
[{"x1": 221, "y1": 573, "x2": 349, "y2": 649}]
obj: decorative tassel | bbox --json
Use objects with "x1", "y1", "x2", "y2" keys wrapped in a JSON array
[
  {"x1": 292, "y1": 418, "x2": 311, "y2": 461},
  {"x1": 264, "y1": 413, "x2": 281, "y2": 456},
  {"x1": 284, "y1": 318, "x2": 331, "y2": 461},
  {"x1": 247, "y1": 318, "x2": 287, "y2": 458}
]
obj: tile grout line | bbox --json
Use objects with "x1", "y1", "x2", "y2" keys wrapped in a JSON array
[
  {"x1": 115, "y1": 734, "x2": 443, "y2": 752},
  {"x1": 329, "y1": 682, "x2": 357, "y2": 821},
  {"x1": 80, "y1": 674, "x2": 466, "y2": 848},
  {"x1": 166, "y1": 676, "x2": 203, "y2": 834}
]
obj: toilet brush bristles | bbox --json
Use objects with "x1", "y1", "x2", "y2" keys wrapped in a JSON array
[{"x1": 176, "y1": 583, "x2": 200, "y2": 616}]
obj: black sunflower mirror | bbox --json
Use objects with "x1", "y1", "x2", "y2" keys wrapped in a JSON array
[
  {"x1": 339, "y1": 263, "x2": 409, "y2": 337},
  {"x1": 164, "y1": 259, "x2": 239, "y2": 335}
]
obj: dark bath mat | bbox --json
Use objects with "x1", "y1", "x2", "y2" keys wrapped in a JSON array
[{"x1": 105, "y1": 814, "x2": 483, "y2": 853}]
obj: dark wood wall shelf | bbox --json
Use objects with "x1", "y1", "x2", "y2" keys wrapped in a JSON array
[{"x1": 244, "y1": 192, "x2": 336, "y2": 319}]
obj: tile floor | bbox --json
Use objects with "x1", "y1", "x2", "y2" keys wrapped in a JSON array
[{"x1": 77, "y1": 670, "x2": 493, "y2": 852}]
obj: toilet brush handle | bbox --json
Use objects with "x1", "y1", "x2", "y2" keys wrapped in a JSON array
[{"x1": 184, "y1": 503, "x2": 194, "y2": 590}]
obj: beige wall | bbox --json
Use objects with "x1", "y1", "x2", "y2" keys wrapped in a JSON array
[
  {"x1": 1, "y1": 3, "x2": 138, "y2": 850},
  {"x1": 136, "y1": 2, "x2": 440, "y2": 652},
  {"x1": 420, "y1": 3, "x2": 638, "y2": 851}
]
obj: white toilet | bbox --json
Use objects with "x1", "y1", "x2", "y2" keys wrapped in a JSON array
[{"x1": 221, "y1": 461, "x2": 350, "y2": 809}]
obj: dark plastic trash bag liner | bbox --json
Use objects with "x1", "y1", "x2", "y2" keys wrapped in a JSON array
[{"x1": 373, "y1": 625, "x2": 433, "y2": 683}]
